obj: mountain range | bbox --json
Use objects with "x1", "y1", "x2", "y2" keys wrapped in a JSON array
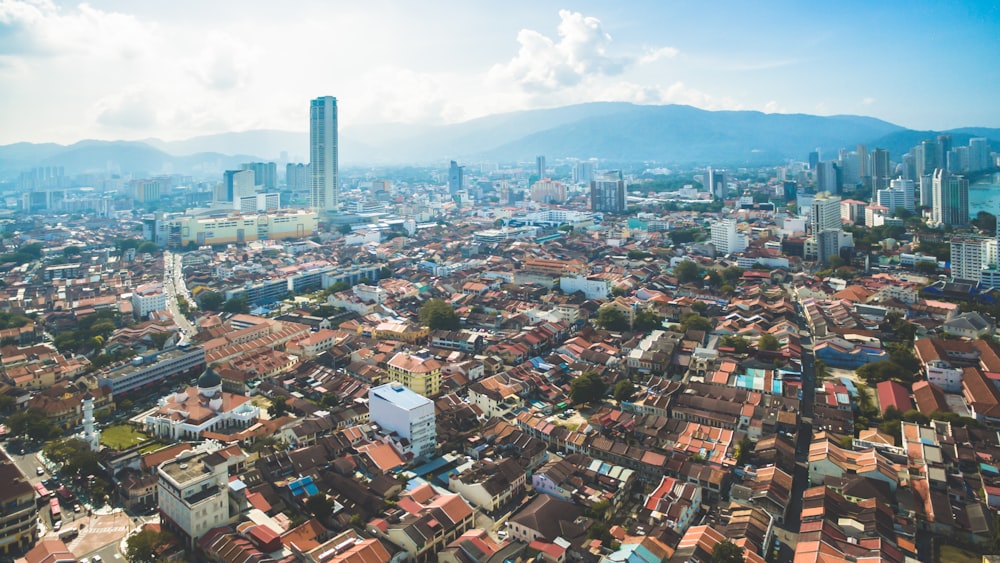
[{"x1": 1, "y1": 102, "x2": 996, "y2": 179}]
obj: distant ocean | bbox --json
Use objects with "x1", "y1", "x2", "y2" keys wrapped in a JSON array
[{"x1": 969, "y1": 183, "x2": 1000, "y2": 216}]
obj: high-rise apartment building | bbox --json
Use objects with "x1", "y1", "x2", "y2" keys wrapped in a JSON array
[
  {"x1": 950, "y1": 237, "x2": 996, "y2": 282},
  {"x1": 285, "y1": 163, "x2": 309, "y2": 191},
  {"x1": 310, "y1": 96, "x2": 338, "y2": 212},
  {"x1": 573, "y1": 161, "x2": 596, "y2": 184},
  {"x1": 369, "y1": 382, "x2": 436, "y2": 460},
  {"x1": 590, "y1": 171, "x2": 626, "y2": 213},
  {"x1": 815, "y1": 161, "x2": 839, "y2": 194},
  {"x1": 241, "y1": 162, "x2": 277, "y2": 190},
  {"x1": 919, "y1": 174, "x2": 934, "y2": 208},
  {"x1": 710, "y1": 218, "x2": 746, "y2": 255},
  {"x1": 877, "y1": 178, "x2": 915, "y2": 214},
  {"x1": 536, "y1": 155, "x2": 546, "y2": 179},
  {"x1": 530, "y1": 179, "x2": 567, "y2": 204},
  {"x1": 970, "y1": 138, "x2": 990, "y2": 172},
  {"x1": 931, "y1": 169, "x2": 969, "y2": 227},
  {"x1": 937, "y1": 135, "x2": 953, "y2": 171},
  {"x1": 219, "y1": 169, "x2": 254, "y2": 203},
  {"x1": 811, "y1": 192, "x2": 842, "y2": 233}
]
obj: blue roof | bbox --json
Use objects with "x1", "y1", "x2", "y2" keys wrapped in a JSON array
[
  {"x1": 411, "y1": 456, "x2": 451, "y2": 476},
  {"x1": 288, "y1": 476, "x2": 319, "y2": 497},
  {"x1": 371, "y1": 383, "x2": 432, "y2": 410}
]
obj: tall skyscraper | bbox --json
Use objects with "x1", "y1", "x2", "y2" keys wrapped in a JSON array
[
  {"x1": 815, "y1": 161, "x2": 838, "y2": 194},
  {"x1": 310, "y1": 96, "x2": 338, "y2": 212},
  {"x1": 590, "y1": 171, "x2": 626, "y2": 214},
  {"x1": 448, "y1": 160, "x2": 464, "y2": 194},
  {"x1": 808, "y1": 150, "x2": 820, "y2": 170},
  {"x1": 536, "y1": 155, "x2": 546, "y2": 179},
  {"x1": 707, "y1": 167, "x2": 727, "y2": 200},
  {"x1": 970, "y1": 138, "x2": 990, "y2": 172},
  {"x1": 936, "y1": 135, "x2": 953, "y2": 171},
  {"x1": 877, "y1": 178, "x2": 915, "y2": 214},
  {"x1": 919, "y1": 174, "x2": 933, "y2": 208},
  {"x1": 931, "y1": 169, "x2": 969, "y2": 227},
  {"x1": 285, "y1": 163, "x2": 309, "y2": 191},
  {"x1": 710, "y1": 218, "x2": 746, "y2": 255},
  {"x1": 811, "y1": 192, "x2": 842, "y2": 267},
  {"x1": 916, "y1": 139, "x2": 938, "y2": 177},
  {"x1": 870, "y1": 148, "x2": 891, "y2": 197}
]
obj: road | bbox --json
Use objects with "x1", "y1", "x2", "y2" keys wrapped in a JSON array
[
  {"x1": 163, "y1": 250, "x2": 196, "y2": 341},
  {"x1": 784, "y1": 302, "x2": 817, "y2": 534}
]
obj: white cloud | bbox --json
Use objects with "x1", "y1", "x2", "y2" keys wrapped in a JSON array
[
  {"x1": 190, "y1": 33, "x2": 255, "y2": 91},
  {"x1": 95, "y1": 87, "x2": 159, "y2": 130},
  {"x1": 763, "y1": 100, "x2": 787, "y2": 113},
  {"x1": 490, "y1": 9, "x2": 672, "y2": 93},
  {"x1": 861, "y1": 97, "x2": 876, "y2": 106}
]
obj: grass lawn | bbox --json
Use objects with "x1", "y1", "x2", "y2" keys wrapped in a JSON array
[
  {"x1": 100, "y1": 424, "x2": 150, "y2": 450},
  {"x1": 938, "y1": 545, "x2": 981, "y2": 563}
]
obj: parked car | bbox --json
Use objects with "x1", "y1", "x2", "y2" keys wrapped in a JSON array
[{"x1": 36, "y1": 466, "x2": 44, "y2": 476}]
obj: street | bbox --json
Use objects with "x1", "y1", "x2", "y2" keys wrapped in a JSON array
[{"x1": 163, "y1": 250, "x2": 196, "y2": 341}]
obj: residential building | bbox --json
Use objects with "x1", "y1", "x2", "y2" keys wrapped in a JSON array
[
  {"x1": 376, "y1": 484, "x2": 475, "y2": 562},
  {"x1": 310, "y1": 95, "x2": 338, "y2": 212},
  {"x1": 449, "y1": 160, "x2": 464, "y2": 195},
  {"x1": 219, "y1": 169, "x2": 254, "y2": 204},
  {"x1": 386, "y1": 351, "x2": 443, "y2": 398},
  {"x1": 876, "y1": 178, "x2": 915, "y2": 214},
  {"x1": 157, "y1": 450, "x2": 231, "y2": 549},
  {"x1": 931, "y1": 168, "x2": 969, "y2": 227},
  {"x1": 0, "y1": 450, "x2": 37, "y2": 556},
  {"x1": 591, "y1": 172, "x2": 626, "y2": 214},
  {"x1": 706, "y1": 167, "x2": 727, "y2": 200},
  {"x1": 131, "y1": 281, "x2": 167, "y2": 320},
  {"x1": 950, "y1": 237, "x2": 994, "y2": 281},
  {"x1": 240, "y1": 161, "x2": 277, "y2": 191},
  {"x1": 530, "y1": 179, "x2": 566, "y2": 204},
  {"x1": 559, "y1": 275, "x2": 611, "y2": 300},
  {"x1": 369, "y1": 382, "x2": 436, "y2": 460}
]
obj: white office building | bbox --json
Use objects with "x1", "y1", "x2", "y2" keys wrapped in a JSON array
[
  {"x1": 877, "y1": 178, "x2": 915, "y2": 214},
  {"x1": 131, "y1": 282, "x2": 167, "y2": 319},
  {"x1": 710, "y1": 218, "x2": 747, "y2": 255},
  {"x1": 559, "y1": 275, "x2": 611, "y2": 300},
  {"x1": 951, "y1": 237, "x2": 996, "y2": 282},
  {"x1": 369, "y1": 382, "x2": 436, "y2": 461}
]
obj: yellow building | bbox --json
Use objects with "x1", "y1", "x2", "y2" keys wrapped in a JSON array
[
  {"x1": 169, "y1": 209, "x2": 317, "y2": 247},
  {"x1": 0, "y1": 451, "x2": 38, "y2": 556},
  {"x1": 373, "y1": 320, "x2": 429, "y2": 344},
  {"x1": 386, "y1": 351, "x2": 443, "y2": 398}
]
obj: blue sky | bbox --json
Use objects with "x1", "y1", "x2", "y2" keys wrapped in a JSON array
[{"x1": 0, "y1": 0, "x2": 997, "y2": 144}]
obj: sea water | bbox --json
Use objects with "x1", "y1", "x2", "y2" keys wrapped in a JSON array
[{"x1": 969, "y1": 183, "x2": 1000, "y2": 215}]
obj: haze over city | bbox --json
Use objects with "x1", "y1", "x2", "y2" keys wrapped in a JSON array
[{"x1": 1, "y1": 0, "x2": 999, "y2": 145}]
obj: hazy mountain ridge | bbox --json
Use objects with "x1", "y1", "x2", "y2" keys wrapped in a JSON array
[{"x1": 0, "y1": 103, "x2": 994, "y2": 178}]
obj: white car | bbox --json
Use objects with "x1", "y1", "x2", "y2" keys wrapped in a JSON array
[
  {"x1": 92, "y1": 556, "x2": 103, "y2": 563},
  {"x1": 36, "y1": 466, "x2": 44, "y2": 476}
]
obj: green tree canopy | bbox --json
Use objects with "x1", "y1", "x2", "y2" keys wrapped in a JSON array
[
  {"x1": 757, "y1": 333, "x2": 781, "y2": 351},
  {"x1": 419, "y1": 298, "x2": 461, "y2": 330},
  {"x1": 856, "y1": 360, "x2": 910, "y2": 385},
  {"x1": 596, "y1": 306, "x2": 630, "y2": 332},
  {"x1": 306, "y1": 493, "x2": 335, "y2": 519},
  {"x1": 62, "y1": 245, "x2": 83, "y2": 258},
  {"x1": 199, "y1": 291, "x2": 225, "y2": 311},
  {"x1": 633, "y1": 309, "x2": 663, "y2": 332},
  {"x1": 43, "y1": 438, "x2": 101, "y2": 476},
  {"x1": 6, "y1": 408, "x2": 60, "y2": 442},
  {"x1": 125, "y1": 529, "x2": 171, "y2": 563},
  {"x1": 268, "y1": 395, "x2": 289, "y2": 418},
  {"x1": 613, "y1": 379, "x2": 636, "y2": 402},
  {"x1": 571, "y1": 371, "x2": 607, "y2": 405},
  {"x1": 223, "y1": 297, "x2": 250, "y2": 314},
  {"x1": 674, "y1": 260, "x2": 702, "y2": 285},
  {"x1": 712, "y1": 539, "x2": 745, "y2": 563},
  {"x1": 680, "y1": 313, "x2": 712, "y2": 332},
  {"x1": 721, "y1": 336, "x2": 751, "y2": 354}
]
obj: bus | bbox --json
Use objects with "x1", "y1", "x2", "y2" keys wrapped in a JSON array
[
  {"x1": 34, "y1": 483, "x2": 52, "y2": 502},
  {"x1": 49, "y1": 498, "x2": 61, "y2": 521}
]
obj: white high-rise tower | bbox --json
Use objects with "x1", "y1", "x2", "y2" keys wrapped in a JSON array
[{"x1": 310, "y1": 96, "x2": 338, "y2": 212}]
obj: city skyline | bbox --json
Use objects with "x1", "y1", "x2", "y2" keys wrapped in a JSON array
[{"x1": 0, "y1": 1, "x2": 998, "y2": 146}]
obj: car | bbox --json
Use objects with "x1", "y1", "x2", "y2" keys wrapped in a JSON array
[
  {"x1": 52, "y1": 520, "x2": 62, "y2": 531},
  {"x1": 80, "y1": 558, "x2": 89, "y2": 563},
  {"x1": 92, "y1": 556, "x2": 103, "y2": 563},
  {"x1": 36, "y1": 466, "x2": 44, "y2": 476},
  {"x1": 73, "y1": 504, "x2": 81, "y2": 513}
]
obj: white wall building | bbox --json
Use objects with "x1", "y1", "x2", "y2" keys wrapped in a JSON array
[
  {"x1": 157, "y1": 450, "x2": 231, "y2": 548},
  {"x1": 951, "y1": 237, "x2": 996, "y2": 282},
  {"x1": 559, "y1": 275, "x2": 611, "y2": 300},
  {"x1": 131, "y1": 282, "x2": 167, "y2": 319},
  {"x1": 369, "y1": 383, "x2": 436, "y2": 461},
  {"x1": 710, "y1": 218, "x2": 746, "y2": 255}
]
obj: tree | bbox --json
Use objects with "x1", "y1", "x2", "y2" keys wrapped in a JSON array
[
  {"x1": 268, "y1": 395, "x2": 289, "y2": 418},
  {"x1": 674, "y1": 260, "x2": 702, "y2": 284},
  {"x1": 680, "y1": 313, "x2": 712, "y2": 332},
  {"x1": 757, "y1": 333, "x2": 780, "y2": 351},
  {"x1": 613, "y1": 380, "x2": 636, "y2": 402},
  {"x1": 6, "y1": 409, "x2": 60, "y2": 442},
  {"x1": 827, "y1": 255, "x2": 846, "y2": 270},
  {"x1": 972, "y1": 211, "x2": 997, "y2": 234},
  {"x1": 306, "y1": 493, "x2": 334, "y2": 519},
  {"x1": 596, "y1": 307, "x2": 630, "y2": 332},
  {"x1": 125, "y1": 529, "x2": 170, "y2": 563},
  {"x1": 735, "y1": 435, "x2": 754, "y2": 464},
  {"x1": 223, "y1": 297, "x2": 250, "y2": 314},
  {"x1": 149, "y1": 332, "x2": 174, "y2": 350},
  {"x1": 633, "y1": 309, "x2": 663, "y2": 332},
  {"x1": 63, "y1": 245, "x2": 83, "y2": 258},
  {"x1": 915, "y1": 261, "x2": 937, "y2": 275},
  {"x1": 712, "y1": 539, "x2": 745, "y2": 563},
  {"x1": 721, "y1": 336, "x2": 751, "y2": 354},
  {"x1": 721, "y1": 266, "x2": 745, "y2": 284},
  {"x1": 137, "y1": 241, "x2": 159, "y2": 255},
  {"x1": 419, "y1": 298, "x2": 461, "y2": 330},
  {"x1": 43, "y1": 438, "x2": 100, "y2": 476},
  {"x1": 337, "y1": 224, "x2": 353, "y2": 235},
  {"x1": 691, "y1": 301, "x2": 708, "y2": 314},
  {"x1": 815, "y1": 360, "x2": 828, "y2": 383},
  {"x1": 199, "y1": 291, "x2": 225, "y2": 311},
  {"x1": 571, "y1": 372, "x2": 607, "y2": 405},
  {"x1": 856, "y1": 360, "x2": 909, "y2": 385}
]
